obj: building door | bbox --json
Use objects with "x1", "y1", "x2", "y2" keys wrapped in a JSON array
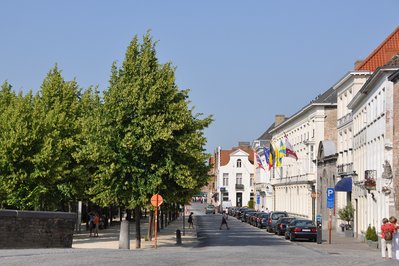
[{"x1": 236, "y1": 193, "x2": 242, "y2": 207}]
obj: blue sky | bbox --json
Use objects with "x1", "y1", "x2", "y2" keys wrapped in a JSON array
[{"x1": 1, "y1": 1, "x2": 398, "y2": 153}]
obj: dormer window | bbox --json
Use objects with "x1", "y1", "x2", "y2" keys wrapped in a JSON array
[{"x1": 237, "y1": 159, "x2": 242, "y2": 168}]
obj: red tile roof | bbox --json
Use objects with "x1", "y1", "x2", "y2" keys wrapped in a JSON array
[
  {"x1": 220, "y1": 146, "x2": 254, "y2": 166},
  {"x1": 355, "y1": 27, "x2": 399, "y2": 71}
]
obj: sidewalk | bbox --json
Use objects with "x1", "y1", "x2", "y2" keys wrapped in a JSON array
[
  {"x1": 72, "y1": 215, "x2": 197, "y2": 250},
  {"x1": 294, "y1": 229, "x2": 381, "y2": 257}
]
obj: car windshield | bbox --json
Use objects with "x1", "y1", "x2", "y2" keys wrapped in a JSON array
[
  {"x1": 272, "y1": 213, "x2": 287, "y2": 219},
  {"x1": 294, "y1": 220, "x2": 314, "y2": 226},
  {"x1": 281, "y1": 218, "x2": 294, "y2": 223}
]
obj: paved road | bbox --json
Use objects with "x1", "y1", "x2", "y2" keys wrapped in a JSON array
[{"x1": 0, "y1": 203, "x2": 397, "y2": 266}]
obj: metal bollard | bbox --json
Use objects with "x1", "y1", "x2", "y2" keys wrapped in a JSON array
[
  {"x1": 176, "y1": 229, "x2": 182, "y2": 245},
  {"x1": 317, "y1": 223, "x2": 322, "y2": 244}
]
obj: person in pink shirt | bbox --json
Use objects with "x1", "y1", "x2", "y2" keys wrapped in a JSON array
[
  {"x1": 381, "y1": 217, "x2": 396, "y2": 259},
  {"x1": 390, "y1": 216, "x2": 399, "y2": 260}
]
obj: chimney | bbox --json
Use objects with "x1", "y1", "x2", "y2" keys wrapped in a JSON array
[
  {"x1": 275, "y1": 114, "x2": 285, "y2": 126},
  {"x1": 238, "y1": 141, "x2": 250, "y2": 147}
]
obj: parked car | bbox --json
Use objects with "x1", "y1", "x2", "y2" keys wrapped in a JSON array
[
  {"x1": 250, "y1": 212, "x2": 263, "y2": 227},
  {"x1": 285, "y1": 219, "x2": 317, "y2": 242},
  {"x1": 250, "y1": 212, "x2": 263, "y2": 226},
  {"x1": 245, "y1": 211, "x2": 258, "y2": 224},
  {"x1": 205, "y1": 204, "x2": 216, "y2": 214},
  {"x1": 235, "y1": 207, "x2": 249, "y2": 219},
  {"x1": 241, "y1": 209, "x2": 255, "y2": 222},
  {"x1": 257, "y1": 213, "x2": 270, "y2": 228},
  {"x1": 274, "y1": 217, "x2": 296, "y2": 235},
  {"x1": 266, "y1": 211, "x2": 288, "y2": 233}
]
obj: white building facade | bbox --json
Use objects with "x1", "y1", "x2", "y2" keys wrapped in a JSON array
[
  {"x1": 253, "y1": 140, "x2": 273, "y2": 211},
  {"x1": 334, "y1": 71, "x2": 371, "y2": 234},
  {"x1": 214, "y1": 145, "x2": 255, "y2": 209},
  {"x1": 349, "y1": 63, "x2": 398, "y2": 237},
  {"x1": 268, "y1": 89, "x2": 337, "y2": 222}
]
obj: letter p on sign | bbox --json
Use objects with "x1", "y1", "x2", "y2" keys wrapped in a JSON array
[{"x1": 326, "y1": 188, "x2": 334, "y2": 209}]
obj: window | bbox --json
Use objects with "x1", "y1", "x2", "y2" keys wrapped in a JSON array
[
  {"x1": 222, "y1": 192, "x2": 229, "y2": 201},
  {"x1": 250, "y1": 174, "x2": 254, "y2": 186},
  {"x1": 236, "y1": 173, "x2": 242, "y2": 184},
  {"x1": 236, "y1": 159, "x2": 242, "y2": 168},
  {"x1": 223, "y1": 173, "x2": 229, "y2": 186}
]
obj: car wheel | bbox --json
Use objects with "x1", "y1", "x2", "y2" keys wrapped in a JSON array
[{"x1": 290, "y1": 233, "x2": 295, "y2": 242}]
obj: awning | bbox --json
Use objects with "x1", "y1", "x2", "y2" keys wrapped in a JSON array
[{"x1": 335, "y1": 177, "x2": 352, "y2": 192}]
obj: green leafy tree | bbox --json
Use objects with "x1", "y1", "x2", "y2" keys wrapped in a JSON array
[
  {"x1": 30, "y1": 66, "x2": 82, "y2": 210},
  {"x1": 337, "y1": 203, "x2": 355, "y2": 228},
  {"x1": 0, "y1": 86, "x2": 41, "y2": 209},
  {"x1": 73, "y1": 87, "x2": 104, "y2": 203},
  {"x1": 92, "y1": 32, "x2": 212, "y2": 248}
]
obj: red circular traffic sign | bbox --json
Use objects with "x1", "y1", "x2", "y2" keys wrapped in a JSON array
[{"x1": 151, "y1": 194, "x2": 163, "y2": 207}]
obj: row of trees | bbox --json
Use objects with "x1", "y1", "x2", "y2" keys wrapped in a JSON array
[{"x1": 0, "y1": 33, "x2": 212, "y2": 216}]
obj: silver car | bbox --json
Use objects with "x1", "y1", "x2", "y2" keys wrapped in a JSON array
[{"x1": 205, "y1": 204, "x2": 215, "y2": 214}]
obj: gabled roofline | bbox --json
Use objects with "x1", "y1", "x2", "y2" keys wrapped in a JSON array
[
  {"x1": 332, "y1": 71, "x2": 372, "y2": 92},
  {"x1": 230, "y1": 149, "x2": 249, "y2": 157},
  {"x1": 348, "y1": 66, "x2": 399, "y2": 109},
  {"x1": 269, "y1": 102, "x2": 336, "y2": 134},
  {"x1": 355, "y1": 26, "x2": 399, "y2": 71}
]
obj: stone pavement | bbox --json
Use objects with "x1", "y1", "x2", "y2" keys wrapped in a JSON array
[
  {"x1": 73, "y1": 213, "x2": 385, "y2": 259},
  {"x1": 72, "y1": 215, "x2": 197, "y2": 250},
  {"x1": 291, "y1": 229, "x2": 382, "y2": 258}
]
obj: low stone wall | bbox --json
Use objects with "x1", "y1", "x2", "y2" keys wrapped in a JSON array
[{"x1": 0, "y1": 210, "x2": 76, "y2": 248}]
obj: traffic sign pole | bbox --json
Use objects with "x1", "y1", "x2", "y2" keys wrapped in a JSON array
[
  {"x1": 150, "y1": 194, "x2": 163, "y2": 249},
  {"x1": 326, "y1": 188, "x2": 335, "y2": 245},
  {"x1": 154, "y1": 204, "x2": 158, "y2": 248}
]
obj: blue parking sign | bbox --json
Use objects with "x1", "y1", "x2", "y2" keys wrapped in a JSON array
[
  {"x1": 327, "y1": 188, "x2": 334, "y2": 209},
  {"x1": 256, "y1": 195, "x2": 260, "y2": 205}
]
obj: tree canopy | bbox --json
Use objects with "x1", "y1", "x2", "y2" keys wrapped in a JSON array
[
  {"x1": 91, "y1": 32, "x2": 212, "y2": 208},
  {"x1": 0, "y1": 32, "x2": 212, "y2": 211}
]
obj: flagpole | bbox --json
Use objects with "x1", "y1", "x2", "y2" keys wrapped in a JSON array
[{"x1": 253, "y1": 149, "x2": 257, "y2": 210}]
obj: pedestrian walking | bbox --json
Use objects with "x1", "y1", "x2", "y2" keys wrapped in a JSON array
[
  {"x1": 381, "y1": 217, "x2": 395, "y2": 259},
  {"x1": 88, "y1": 212, "x2": 94, "y2": 237},
  {"x1": 188, "y1": 212, "x2": 194, "y2": 229},
  {"x1": 93, "y1": 213, "x2": 100, "y2": 237},
  {"x1": 390, "y1": 216, "x2": 399, "y2": 260},
  {"x1": 220, "y1": 211, "x2": 229, "y2": 230}
]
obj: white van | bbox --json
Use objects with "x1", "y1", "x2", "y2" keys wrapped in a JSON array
[{"x1": 220, "y1": 201, "x2": 232, "y2": 213}]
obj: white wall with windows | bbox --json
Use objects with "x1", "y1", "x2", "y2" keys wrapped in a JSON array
[
  {"x1": 216, "y1": 148, "x2": 255, "y2": 209},
  {"x1": 350, "y1": 68, "x2": 396, "y2": 237},
  {"x1": 335, "y1": 71, "x2": 370, "y2": 233},
  {"x1": 269, "y1": 104, "x2": 336, "y2": 219}
]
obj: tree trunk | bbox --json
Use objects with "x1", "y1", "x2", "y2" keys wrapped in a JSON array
[
  {"x1": 119, "y1": 206, "x2": 123, "y2": 222},
  {"x1": 109, "y1": 206, "x2": 113, "y2": 226},
  {"x1": 135, "y1": 206, "x2": 141, "y2": 249},
  {"x1": 147, "y1": 210, "x2": 153, "y2": 241},
  {"x1": 126, "y1": 209, "x2": 132, "y2": 221}
]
